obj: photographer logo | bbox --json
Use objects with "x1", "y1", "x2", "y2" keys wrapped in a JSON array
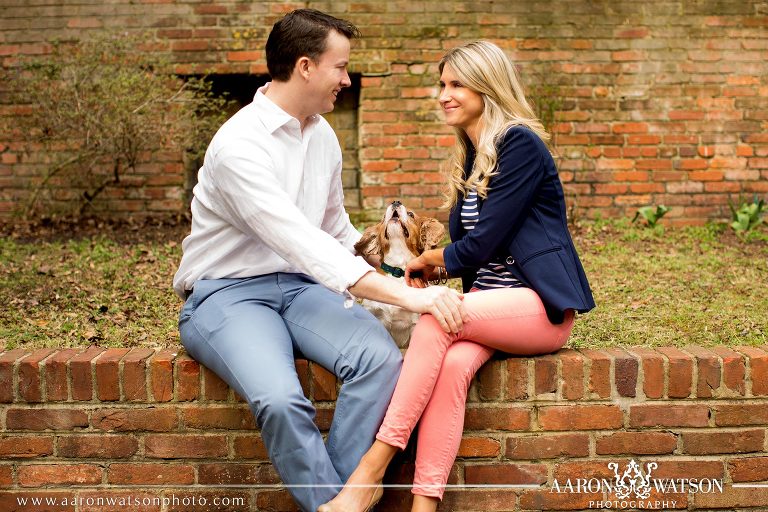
[{"x1": 550, "y1": 459, "x2": 723, "y2": 509}]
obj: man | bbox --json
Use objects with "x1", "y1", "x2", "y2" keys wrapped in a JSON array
[{"x1": 173, "y1": 9, "x2": 465, "y2": 512}]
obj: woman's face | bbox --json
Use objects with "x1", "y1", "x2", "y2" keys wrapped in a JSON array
[{"x1": 439, "y1": 63, "x2": 484, "y2": 137}]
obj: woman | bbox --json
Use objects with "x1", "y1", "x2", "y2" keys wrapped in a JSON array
[{"x1": 319, "y1": 41, "x2": 595, "y2": 512}]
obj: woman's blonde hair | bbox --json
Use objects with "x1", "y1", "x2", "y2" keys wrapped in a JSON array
[{"x1": 439, "y1": 41, "x2": 549, "y2": 208}]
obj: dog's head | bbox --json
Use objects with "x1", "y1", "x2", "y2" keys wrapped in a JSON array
[{"x1": 354, "y1": 201, "x2": 445, "y2": 267}]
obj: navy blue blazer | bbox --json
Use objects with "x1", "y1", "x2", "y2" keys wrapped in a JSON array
[{"x1": 443, "y1": 126, "x2": 595, "y2": 324}]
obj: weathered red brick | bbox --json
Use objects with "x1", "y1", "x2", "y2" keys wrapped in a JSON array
[
  {"x1": 651, "y1": 459, "x2": 724, "y2": 480},
  {"x1": 310, "y1": 363, "x2": 338, "y2": 401},
  {"x1": 596, "y1": 431, "x2": 678, "y2": 455},
  {"x1": 91, "y1": 407, "x2": 178, "y2": 432},
  {"x1": 150, "y1": 348, "x2": 177, "y2": 402},
  {"x1": 233, "y1": 434, "x2": 269, "y2": 460},
  {"x1": 729, "y1": 456, "x2": 768, "y2": 482},
  {"x1": 656, "y1": 347, "x2": 693, "y2": 398},
  {"x1": 58, "y1": 434, "x2": 138, "y2": 458},
  {"x1": 606, "y1": 348, "x2": 638, "y2": 397},
  {"x1": 534, "y1": 354, "x2": 557, "y2": 396},
  {"x1": 457, "y1": 436, "x2": 501, "y2": 458},
  {"x1": 683, "y1": 429, "x2": 764, "y2": 455},
  {"x1": 45, "y1": 348, "x2": 78, "y2": 401},
  {"x1": 713, "y1": 403, "x2": 768, "y2": 426},
  {"x1": 465, "y1": 463, "x2": 548, "y2": 485},
  {"x1": 736, "y1": 346, "x2": 768, "y2": 396},
  {"x1": 144, "y1": 434, "x2": 228, "y2": 458},
  {"x1": 175, "y1": 352, "x2": 200, "y2": 401},
  {"x1": 0, "y1": 436, "x2": 54, "y2": 458},
  {"x1": 686, "y1": 345, "x2": 721, "y2": 398},
  {"x1": 70, "y1": 346, "x2": 105, "y2": 401},
  {"x1": 630, "y1": 404, "x2": 709, "y2": 427},
  {"x1": 121, "y1": 347, "x2": 154, "y2": 401},
  {"x1": 6, "y1": 408, "x2": 88, "y2": 431},
  {"x1": 183, "y1": 406, "x2": 256, "y2": 430},
  {"x1": 475, "y1": 359, "x2": 503, "y2": 401},
  {"x1": 505, "y1": 357, "x2": 529, "y2": 399},
  {"x1": 198, "y1": 462, "x2": 280, "y2": 485},
  {"x1": 95, "y1": 348, "x2": 129, "y2": 401},
  {"x1": 255, "y1": 489, "x2": 296, "y2": 512},
  {"x1": 539, "y1": 405, "x2": 623, "y2": 431},
  {"x1": 711, "y1": 346, "x2": 746, "y2": 395},
  {"x1": 559, "y1": 349, "x2": 584, "y2": 400},
  {"x1": 580, "y1": 349, "x2": 611, "y2": 398},
  {"x1": 506, "y1": 433, "x2": 589, "y2": 459},
  {"x1": 202, "y1": 366, "x2": 230, "y2": 401},
  {"x1": 519, "y1": 489, "x2": 601, "y2": 510},
  {"x1": 464, "y1": 406, "x2": 531, "y2": 431},
  {"x1": 18, "y1": 349, "x2": 55, "y2": 402},
  {"x1": 627, "y1": 347, "x2": 664, "y2": 399},
  {"x1": 18, "y1": 464, "x2": 102, "y2": 487},
  {"x1": 108, "y1": 463, "x2": 195, "y2": 485},
  {"x1": 0, "y1": 349, "x2": 28, "y2": 403},
  {"x1": 694, "y1": 486, "x2": 768, "y2": 508}
]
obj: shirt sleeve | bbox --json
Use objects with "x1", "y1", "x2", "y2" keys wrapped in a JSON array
[
  {"x1": 205, "y1": 144, "x2": 373, "y2": 294},
  {"x1": 321, "y1": 156, "x2": 363, "y2": 253},
  {"x1": 443, "y1": 128, "x2": 546, "y2": 275}
]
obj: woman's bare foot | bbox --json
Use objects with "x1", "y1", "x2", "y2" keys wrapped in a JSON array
[{"x1": 317, "y1": 441, "x2": 397, "y2": 512}]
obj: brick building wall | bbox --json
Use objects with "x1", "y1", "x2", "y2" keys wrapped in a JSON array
[
  {"x1": 1, "y1": 346, "x2": 767, "y2": 510},
  {"x1": 1, "y1": 1, "x2": 767, "y2": 223}
]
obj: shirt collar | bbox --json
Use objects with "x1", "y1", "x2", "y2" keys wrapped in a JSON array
[{"x1": 254, "y1": 83, "x2": 320, "y2": 134}]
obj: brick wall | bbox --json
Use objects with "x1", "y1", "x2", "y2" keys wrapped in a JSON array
[
  {"x1": 1, "y1": 1, "x2": 767, "y2": 223},
  {"x1": 1, "y1": 346, "x2": 767, "y2": 510}
]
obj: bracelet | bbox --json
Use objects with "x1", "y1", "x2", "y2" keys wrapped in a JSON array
[{"x1": 429, "y1": 266, "x2": 448, "y2": 286}]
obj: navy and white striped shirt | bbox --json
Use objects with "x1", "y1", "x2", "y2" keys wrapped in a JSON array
[{"x1": 460, "y1": 189, "x2": 525, "y2": 290}]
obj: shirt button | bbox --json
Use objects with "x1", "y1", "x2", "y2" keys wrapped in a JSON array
[{"x1": 506, "y1": 256, "x2": 515, "y2": 265}]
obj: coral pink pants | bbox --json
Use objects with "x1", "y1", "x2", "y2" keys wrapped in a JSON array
[{"x1": 376, "y1": 287, "x2": 574, "y2": 499}]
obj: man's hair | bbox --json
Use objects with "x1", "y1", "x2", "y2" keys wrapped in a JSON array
[{"x1": 266, "y1": 9, "x2": 360, "y2": 82}]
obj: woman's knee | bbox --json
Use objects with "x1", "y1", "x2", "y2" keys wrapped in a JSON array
[{"x1": 437, "y1": 346, "x2": 477, "y2": 390}]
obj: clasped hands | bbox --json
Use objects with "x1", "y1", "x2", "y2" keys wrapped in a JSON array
[{"x1": 403, "y1": 254, "x2": 466, "y2": 334}]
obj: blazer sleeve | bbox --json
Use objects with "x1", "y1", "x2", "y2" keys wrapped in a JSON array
[{"x1": 443, "y1": 128, "x2": 546, "y2": 275}]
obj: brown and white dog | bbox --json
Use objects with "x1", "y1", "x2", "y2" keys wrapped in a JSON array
[{"x1": 354, "y1": 200, "x2": 445, "y2": 347}]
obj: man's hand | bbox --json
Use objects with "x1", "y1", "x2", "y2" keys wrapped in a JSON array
[
  {"x1": 349, "y1": 271, "x2": 466, "y2": 333},
  {"x1": 401, "y1": 285, "x2": 466, "y2": 334}
]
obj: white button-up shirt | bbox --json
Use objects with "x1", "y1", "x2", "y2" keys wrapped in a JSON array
[{"x1": 172, "y1": 84, "x2": 372, "y2": 299}]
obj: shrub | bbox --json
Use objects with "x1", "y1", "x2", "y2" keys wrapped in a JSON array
[{"x1": 3, "y1": 32, "x2": 232, "y2": 217}]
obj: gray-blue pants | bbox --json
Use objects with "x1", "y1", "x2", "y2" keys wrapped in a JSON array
[{"x1": 179, "y1": 273, "x2": 402, "y2": 512}]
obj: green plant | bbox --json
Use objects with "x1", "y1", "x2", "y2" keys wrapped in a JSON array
[
  {"x1": 523, "y1": 68, "x2": 565, "y2": 147},
  {"x1": 3, "y1": 32, "x2": 232, "y2": 217},
  {"x1": 729, "y1": 196, "x2": 765, "y2": 233},
  {"x1": 632, "y1": 205, "x2": 670, "y2": 228}
]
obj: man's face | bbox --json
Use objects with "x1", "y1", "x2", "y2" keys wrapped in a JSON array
[{"x1": 307, "y1": 30, "x2": 352, "y2": 115}]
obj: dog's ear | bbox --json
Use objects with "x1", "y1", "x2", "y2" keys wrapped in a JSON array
[
  {"x1": 354, "y1": 224, "x2": 381, "y2": 256},
  {"x1": 419, "y1": 218, "x2": 446, "y2": 252}
]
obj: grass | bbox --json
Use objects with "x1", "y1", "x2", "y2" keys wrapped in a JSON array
[
  {"x1": 0, "y1": 218, "x2": 766, "y2": 350},
  {"x1": 569, "y1": 220, "x2": 767, "y2": 348}
]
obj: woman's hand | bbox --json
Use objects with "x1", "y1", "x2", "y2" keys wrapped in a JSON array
[
  {"x1": 405, "y1": 255, "x2": 435, "y2": 288},
  {"x1": 401, "y1": 285, "x2": 466, "y2": 334}
]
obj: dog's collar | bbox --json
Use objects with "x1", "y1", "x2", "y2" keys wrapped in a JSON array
[{"x1": 380, "y1": 262, "x2": 406, "y2": 278}]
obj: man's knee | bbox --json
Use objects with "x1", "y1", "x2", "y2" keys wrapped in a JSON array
[
  {"x1": 362, "y1": 326, "x2": 403, "y2": 372},
  {"x1": 253, "y1": 386, "x2": 313, "y2": 430}
]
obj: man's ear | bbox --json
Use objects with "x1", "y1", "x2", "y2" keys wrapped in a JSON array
[
  {"x1": 354, "y1": 225, "x2": 381, "y2": 256},
  {"x1": 419, "y1": 218, "x2": 446, "y2": 251},
  {"x1": 295, "y1": 56, "x2": 312, "y2": 81}
]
